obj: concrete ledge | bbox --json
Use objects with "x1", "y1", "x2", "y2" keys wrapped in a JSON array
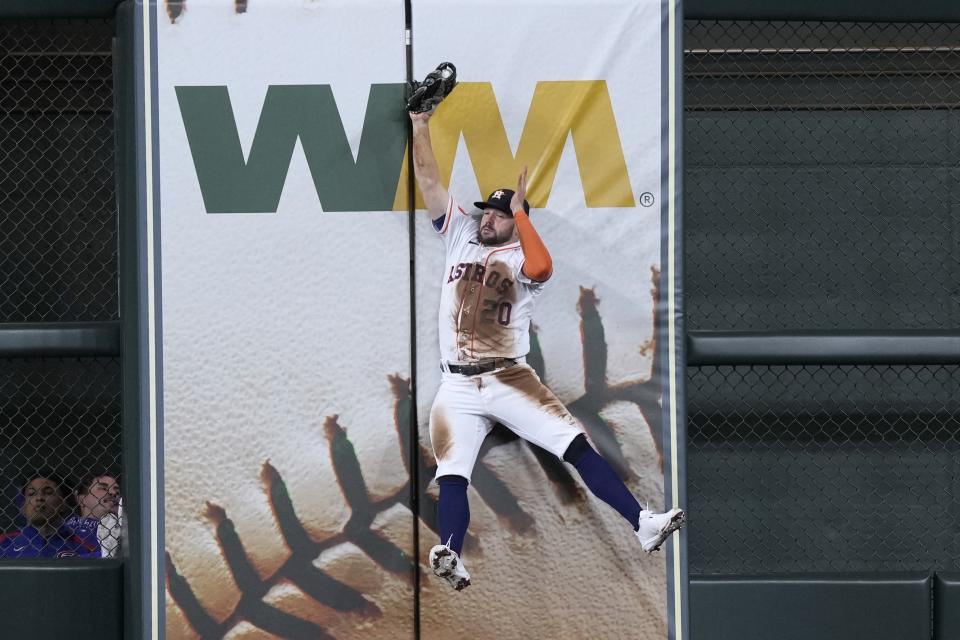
[
  {"x1": 688, "y1": 330, "x2": 960, "y2": 365},
  {"x1": 685, "y1": 0, "x2": 960, "y2": 22},
  {"x1": 935, "y1": 573, "x2": 960, "y2": 640},
  {"x1": 691, "y1": 573, "x2": 932, "y2": 640},
  {"x1": 0, "y1": 322, "x2": 121, "y2": 358},
  {"x1": 0, "y1": 559, "x2": 122, "y2": 638}
]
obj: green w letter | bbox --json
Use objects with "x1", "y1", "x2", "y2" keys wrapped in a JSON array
[{"x1": 176, "y1": 84, "x2": 406, "y2": 213}]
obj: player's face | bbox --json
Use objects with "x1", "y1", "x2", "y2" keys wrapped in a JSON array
[
  {"x1": 478, "y1": 208, "x2": 518, "y2": 246},
  {"x1": 79, "y1": 475, "x2": 121, "y2": 519},
  {"x1": 23, "y1": 477, "x2": 65, "y2": 529}
]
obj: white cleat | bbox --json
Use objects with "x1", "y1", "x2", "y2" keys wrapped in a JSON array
[
  {"x1": 429, "y1": 544, "x2": 471, "y2": 591},
  {"x1": 636, "y1": 508, "x2": 685, "y2": 554}
]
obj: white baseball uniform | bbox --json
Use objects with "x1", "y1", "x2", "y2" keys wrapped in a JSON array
[{"x1": 429, "y1": 195, "x2": 585, "y2": 481}]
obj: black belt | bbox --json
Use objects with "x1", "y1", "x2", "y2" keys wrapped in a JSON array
[{"x1": 443, "y1": 358, "x2": 519, "y2": 376}]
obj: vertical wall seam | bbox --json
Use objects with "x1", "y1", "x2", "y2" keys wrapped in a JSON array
[{"x1": 404, "y1": 2, "x2": 422, "y2": 638}]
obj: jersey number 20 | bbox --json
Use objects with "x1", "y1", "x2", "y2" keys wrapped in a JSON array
[{"x1": 481, "y1": 299, "x2": 512, "y2": 326}]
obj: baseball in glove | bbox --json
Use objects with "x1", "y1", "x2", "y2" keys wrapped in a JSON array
[{"x1": 406, "y1": 62, "x2": 457, "y2": 114}]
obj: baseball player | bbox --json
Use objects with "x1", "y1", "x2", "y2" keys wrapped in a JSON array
[{"x1": 410, "y1": 107, "x2": 684, "y2": 591}]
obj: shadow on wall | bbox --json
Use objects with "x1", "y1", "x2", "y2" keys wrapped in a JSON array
[{"x1": 166, "y1": 268, "x2": 665, "y2": 639}]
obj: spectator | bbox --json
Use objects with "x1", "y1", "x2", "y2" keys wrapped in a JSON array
[
  {"x1": 65, "y1": 472, "x2": 122, "y2": 558},
  {"x1": 0, "y1": 472, "x2": 98, "y2": 558}
]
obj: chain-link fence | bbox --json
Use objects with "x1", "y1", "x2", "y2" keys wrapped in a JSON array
[
  {"x1": 686, "y1": 20, "x2": 960, "y2": 576},
  {"x1": 0, "y1": 19, "x2": 121, "y2": 559},
  {"x1": 689, "y1": 364, "x2": 960, "y2": 573},
  {"x1": 685, "y1": 21, "x2": 960, "y2": 332},
  {"x1": 0, "y1": 19, "x2": 117, "y2": 323}
]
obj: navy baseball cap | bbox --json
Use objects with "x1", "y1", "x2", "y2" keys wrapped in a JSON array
[{"x1": 474, "y1": 188, "x2": 530, "y2": 216}]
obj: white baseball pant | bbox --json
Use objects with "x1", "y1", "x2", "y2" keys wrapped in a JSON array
[{"x1": 429, "y1": 362, "x2": 585, "y2": 481}]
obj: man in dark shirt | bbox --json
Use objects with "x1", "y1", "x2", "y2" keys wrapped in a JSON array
[{"x1": 0, "y1": 473, "x2": 98, "y2": 558}]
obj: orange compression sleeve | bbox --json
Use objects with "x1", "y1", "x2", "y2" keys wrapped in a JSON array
[{"x1": 513, "y1": 210, "x2": 553, "y2": 282}]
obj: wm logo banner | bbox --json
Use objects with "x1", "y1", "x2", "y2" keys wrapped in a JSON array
[{"x1": 148, "y1": 1, "x2": 682, "y2": 639}]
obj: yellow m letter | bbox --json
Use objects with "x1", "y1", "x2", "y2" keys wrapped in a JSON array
[{"x1": 394, "y1": 81, "x2": 634, "y2": 210}]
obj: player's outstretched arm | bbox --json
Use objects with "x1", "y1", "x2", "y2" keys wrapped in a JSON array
[
  {"x1": 410, "y1": 111, "x2": 450, "y2": 220},
  {"x1": 511, "y1": 167, "x2": 553, "y2": 282}
]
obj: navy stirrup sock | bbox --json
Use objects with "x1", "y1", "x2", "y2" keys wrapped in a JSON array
[
  {"x1": 564, "y1": 435, "x2": 642, "y2": 530},
  {"x1": 437, "y1": 475, "x2": 470, "y2": 555}
]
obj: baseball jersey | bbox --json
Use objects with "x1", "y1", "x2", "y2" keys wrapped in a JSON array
[
  {"x1": 0, "y1": 525, "x2": 99, "y2": 558},
  {"x1": 434, "y1": 195, "x2": 545, "y2": 363},
  {"x1": 63, "y1": 515, "x2": 100, "y2": 549}
]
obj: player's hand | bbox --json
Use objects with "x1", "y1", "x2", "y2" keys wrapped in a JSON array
[
  {"x1": 409, "y1": 111, "x2": 432, "y2": 123},
  {"x1": 511, "y1": 166, "x2": 528, "y2": 213}
]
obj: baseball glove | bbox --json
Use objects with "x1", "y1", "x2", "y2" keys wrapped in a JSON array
[{"x1": 406, "y1": 62, "x2": 457, "y2": 114}]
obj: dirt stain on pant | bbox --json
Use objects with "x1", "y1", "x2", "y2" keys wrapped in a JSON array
[
  {"x1": 494, "y1": 365, "x2": 579, "y2": 426},
  {"x1": 429, "y1": 406, "x2": 453, "y2": 462}
]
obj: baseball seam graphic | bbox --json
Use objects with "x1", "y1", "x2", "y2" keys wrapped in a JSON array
[{"x1": 167, "y1": 269, "x2": 663, "y2": 638}]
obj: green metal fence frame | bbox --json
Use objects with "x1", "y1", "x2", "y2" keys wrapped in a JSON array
[
  {"x1": 683, "y1": 6, "x2": 960, "y2": 640},
  {"x1": 0, "y1": 3, "x2": 133, "y2": 639}
]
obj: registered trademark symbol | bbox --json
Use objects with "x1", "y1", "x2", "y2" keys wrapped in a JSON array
[{"x1": 640, "y1": 192, "x2": 654, "y2": 207}]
